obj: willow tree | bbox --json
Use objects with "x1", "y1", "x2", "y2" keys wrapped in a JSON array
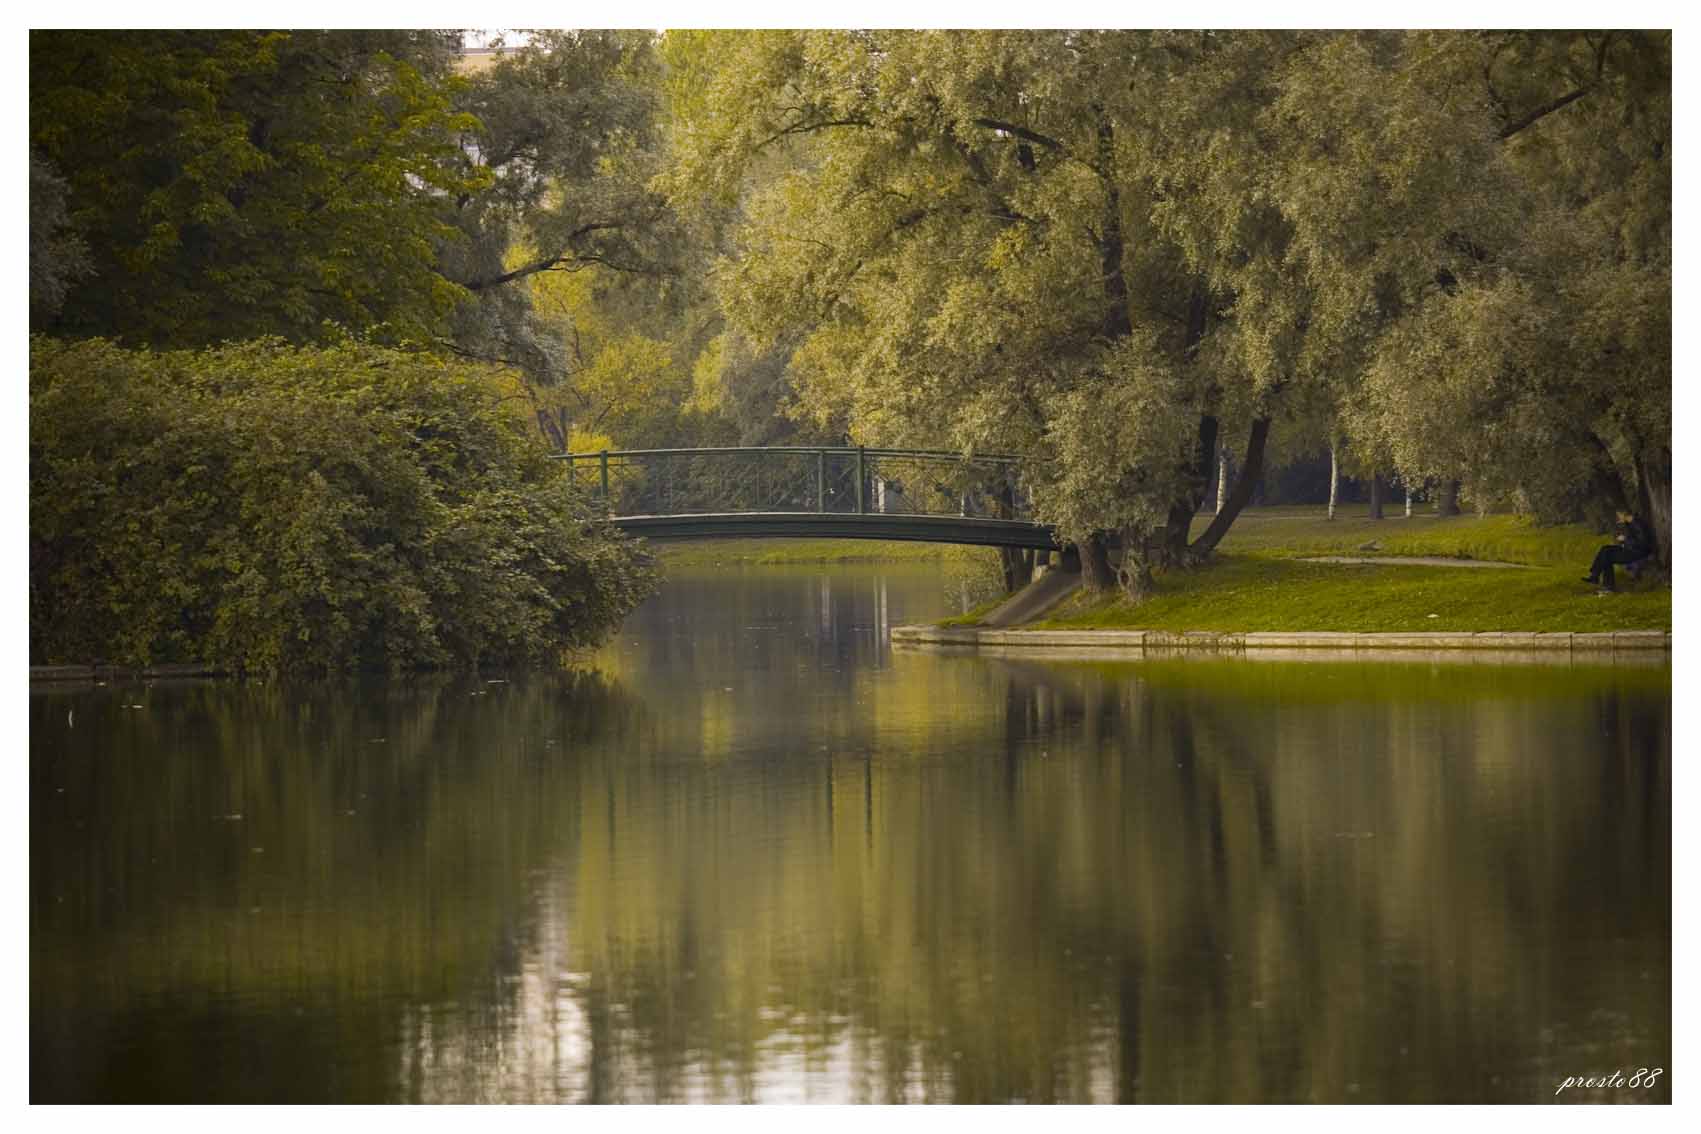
[
  {"x1": 1343, "y1": 31, "x2": 1671, "y2": 563},
  {"x1": 662, "y1": 31, "x2": 1291, "y2": 592}
]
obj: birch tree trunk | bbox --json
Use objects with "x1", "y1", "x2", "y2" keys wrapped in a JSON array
[
  {"x1": 1327, "y1": 445, "x2": 1339, "y2": 520},
  {"x1": 1216, "y1": 444, "x2": 1231, "y2": 514}
]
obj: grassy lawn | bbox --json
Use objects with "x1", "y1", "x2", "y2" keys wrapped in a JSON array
[
  {"x1": 1034, "y1": 556, "x2": 1669, "y2": 633},
  {"x1": 1197, "y1": 504, "x2": 1603, "y2": 566},
  {"x1": 1039, "y1": 506, "x2": 1668, "y2": 633}
]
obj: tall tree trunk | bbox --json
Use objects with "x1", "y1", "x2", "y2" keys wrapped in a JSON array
[
  {"x1": 535, "y1": 407, "x2": 569, "y2": 453},
  {"x1": 1190, "y1": 418, "x2": 1272, "y2": 556},
  {"x1": 1117, "y1": 526, "x2": 1157, "y2": 600},
  {"x1": 1404, "y1": 480, "x2": 1413, "y2": 518},
  {"x1": 1094, "y1": 107, "x2": 1132, "y2": 342},
  {"x1": 1436, "y1": 479, "x2": 1461, "y2": 516},
  {"x1": 1159, "y1": 285, "x2": 1215, "y2": 562},
  {"x1": 1086, "y1": 106, "x2": 1134, "y2": 586},
  {"x1": 1080, "y1": 535, "x2": 1116, "y2": 592},
  {"x1": 1327, "y1": 444, "x2": 1339, "y2": 520},
  {"x1": 1636, "y1": 444, "x2": 1671, "y2": 569},
  {"x1": 1583, "y1": 430, "x2": 1633, "y2": 527},
  {"x1": 998, "y1": 547, "x2": 1035, "y2": 594},
  {"x1": 1369, "y1": 472, "x2": 1385, "y2": 520}
]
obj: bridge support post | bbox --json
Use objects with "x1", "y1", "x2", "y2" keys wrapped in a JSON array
[
  {"x1": 599, "y1": 450, "x2": 610, "y2": 512},
  {"x1": 856, "y1": 447, "x2": 866, "y2": 514},
  {"x1": 817, "y1": 450, "x2": 826, "y2": 512}
]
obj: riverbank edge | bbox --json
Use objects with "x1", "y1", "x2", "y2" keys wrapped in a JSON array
[
  {"x1": 890, "y1": 626, "x2": 1671, "y2": 652},
  {"x1": 30, "y1": 663, "x2": 230, "y2": 682}
]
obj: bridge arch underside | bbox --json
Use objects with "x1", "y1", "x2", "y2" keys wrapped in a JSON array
[{"x1": 613, "y1": 512, "x2": 1061, "y2": 550}]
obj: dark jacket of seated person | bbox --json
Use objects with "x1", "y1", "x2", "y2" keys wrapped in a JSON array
[{"x1": 1585, "y1": 512, "x2": 1653, "y2": 591}]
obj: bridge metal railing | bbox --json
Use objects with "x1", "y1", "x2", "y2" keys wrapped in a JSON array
[{"x1": 552, "y1": 447, "x2": 1037, "y2": 522}]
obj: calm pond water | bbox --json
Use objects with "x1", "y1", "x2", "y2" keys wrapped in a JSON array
[{"x1": 31, "y1": 564, "x2": 1670, "y2": 1103}]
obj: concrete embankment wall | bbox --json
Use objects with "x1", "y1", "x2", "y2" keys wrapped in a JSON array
[{"x1": 891, "y1": 626, "x2": 1671, "y2": 654}]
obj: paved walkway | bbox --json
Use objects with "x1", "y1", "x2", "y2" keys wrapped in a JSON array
[
  {"x1": 982, "y1": 570, "x2": 1081, "y2": 627},
  {"x1": 1299, "y1": 555, "x2": 1530, "y2": 568}
]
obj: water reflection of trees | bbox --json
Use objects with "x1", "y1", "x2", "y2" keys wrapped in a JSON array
[
  {"x1": 397, "y1": 657, "x2": 1669, "y2": 1103},
  {"x1": 30, "y1": 671, "x2": 642, "y2": 1101},
  {"x1": 32, "y1": 656, "x2": 1669, "y2": 1102}
]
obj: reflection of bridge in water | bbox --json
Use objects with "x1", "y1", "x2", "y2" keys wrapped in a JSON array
[{"x1": 555, "y1": 447, "x2": 1060, "y2": 549}]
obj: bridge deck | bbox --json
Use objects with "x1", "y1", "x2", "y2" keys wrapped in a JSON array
[
  {"x1": 611, "y1": 512, "x2": 1060, "y2": 550},
  {"x1": 556, "y1": 447, "x2": 1057, "y2": 550}
]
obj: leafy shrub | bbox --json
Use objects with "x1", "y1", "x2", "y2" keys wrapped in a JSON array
[{"x1": 30, "y1": 337, "x2": 657, "y2": 672}]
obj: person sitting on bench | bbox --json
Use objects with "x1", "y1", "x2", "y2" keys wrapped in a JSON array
[{"x1": 1583, "y1": 510, "x2": 1653, "y2": 592}]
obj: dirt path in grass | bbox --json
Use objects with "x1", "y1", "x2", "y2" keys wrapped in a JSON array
[{"x1": 1299, "y1": 556, "x2": 1532, "y2": 569}]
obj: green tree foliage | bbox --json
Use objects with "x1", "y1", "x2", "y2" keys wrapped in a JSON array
[
  {"x1": 1343, "y1": 32, "x2": 1671, "y2": 559},
  {"x1": 30, "y1": 337, "x2": 657, "y2": 673},
  {"x1": 30, "y1": 29, "x2": 1669, "y2": 590},
  {"x1": 30, "y1": 30, "x2": 486, "y2": 346},
  {"x1": 664, "y1": 30, "x2": 1670, "y2": 592},
  {"x1": 444, "y1": 41, "x2": 687, "y2": 374},
  {"x1": 437, "y1": 32, "x2": 746, "y2": 452},
  {"x1": 660, "y1": 32, "x2": 1300, "y2": 591}
]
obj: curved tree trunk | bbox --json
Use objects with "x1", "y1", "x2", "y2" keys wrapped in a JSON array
[{"x1": 1189, "y1": 418, "x2": 1272, "y2": 557}]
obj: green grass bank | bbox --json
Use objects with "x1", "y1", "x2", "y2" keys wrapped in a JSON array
[{"x1": 1035, "y1": 507, "x2": 1669, "y2": 633}]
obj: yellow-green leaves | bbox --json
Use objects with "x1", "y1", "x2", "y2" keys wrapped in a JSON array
[{"x1": 30, "y1": 338, "x2": 657, "y2": 673}]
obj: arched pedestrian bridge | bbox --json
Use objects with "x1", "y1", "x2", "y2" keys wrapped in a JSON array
[{"x1": 554, "y1": 447, "x2": 1060, "y2": 550}]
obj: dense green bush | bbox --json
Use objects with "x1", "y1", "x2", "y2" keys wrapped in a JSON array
[{"x1": 30, "y1": 337, "x2": 657, "y2": 673}]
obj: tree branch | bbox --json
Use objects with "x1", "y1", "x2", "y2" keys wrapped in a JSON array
[
  {"x1": 943, "y1": 122, "x2": 1036, "y2": 225},
  {"x1": 549, "y1": 254, "x2": 664, "y2": 276},
  {"x1": 1497, "y1": 86, "x2": 1591, "y2": 140},
  {"x1": 433, "y1": 338, "x2": 528, "y2": 370},
  {"x1": 755, "y1": 116, "x2": 874, "y2": 152},
  {"x1": 972, "y1": 118, "x2": 1065, "y2": 152},
  {"x1": 459, "y1": 222, "x2": 624, "y2": 290},
  {"x1": 1497, "y1": 33, "x2": 1614, "y2": 141}
]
